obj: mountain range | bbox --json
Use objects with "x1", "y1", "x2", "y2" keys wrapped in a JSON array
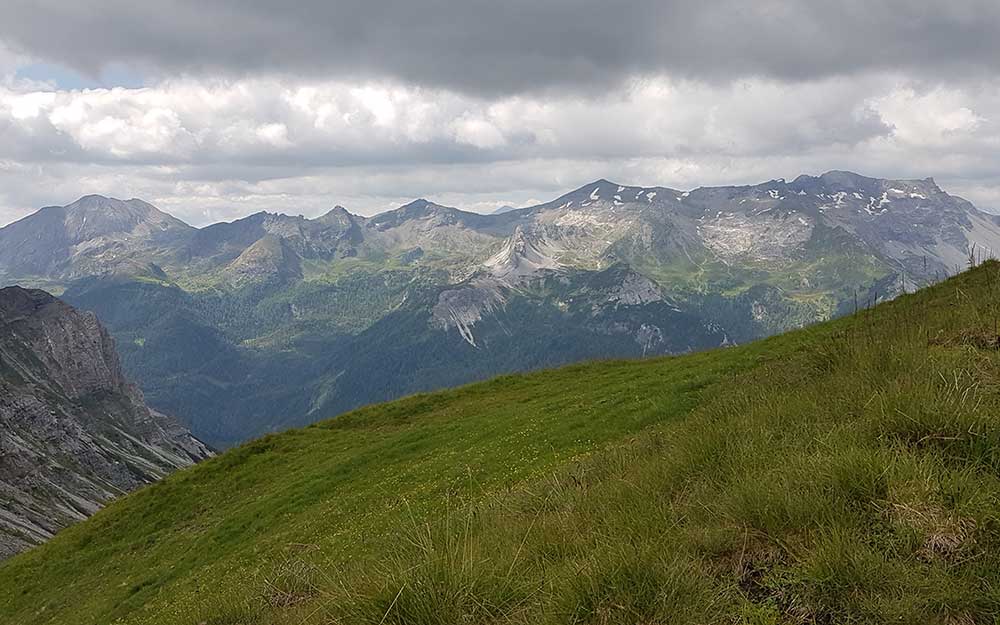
[
  {"x1": 0, "y1": 286, "x2": 210, "y2": 559},
  {"x1": 1, "y1": 171, "x2": 997, "y2": 446}
]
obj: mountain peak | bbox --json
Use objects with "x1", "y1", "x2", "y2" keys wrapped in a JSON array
[
  {"x1": 225, "y1": 234, "x2": 303, "y2": 287},
  {"x1": 64, "y1": 194, "x2": 128, "y2": 212},
  {"x1": 579, "y1": 179, "x2": 625, "y2": 193},
  {"x1": 786, "y1": 171, "x2": 945, "y2": 197},
  {"x1": 539, "y1": 179, "x2": 640, "y2": 209},
  {"x1": 399, "y1": 198, "x2": 437, "y2": 212},
  {"x1": 63, "y1": 194, "x2": 162, "y2": 214},
  {"x1": 73, "y1": 193, "x2": 115, "y2": 203},
  {"x1": 0, "y1": 285, "x2": 58, "y2": 319},
  {"x1": 58, "y1": 195, "x2": 191, "y2": 240},
  {"x1": 316, "y1": 205, "x2": 357, "y2": 226},
  {"x1": 818, "y1": 170, "x2": 875, "y2": 186},
  {"x1": 0, "y1": 194, "x2": 195, "y2": 281},
  {"x1": 322, "y1": 205, "x2": 351, "y2": 217},
  {"x1": 371, "y1": 198, "x2": 467, "y2": 226},
  {"x1": 484, "y1": 225, "x2": 560, "y2": 281}
]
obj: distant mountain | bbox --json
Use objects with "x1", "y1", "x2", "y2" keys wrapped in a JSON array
[
  {"x1": 0, "y1": 287, "x2": 210, "y2": 559},
  {"x1": 2, "y1": 171, "x2": 997, "y2": 446},
  {"x1": 488, "y1": 204, "x2": 519, "y2": 215},
  {"x1": 0, "y1": 195, "x2": 194, "y2": 283}
]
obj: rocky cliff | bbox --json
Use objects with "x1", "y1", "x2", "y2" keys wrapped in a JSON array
[{"x1": 0, "y1": 286, "x2": 211, "y2": 559}]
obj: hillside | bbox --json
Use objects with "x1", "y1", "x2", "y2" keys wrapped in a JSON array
[
  {"x1": 2, "y1": 171, "x2": 994, "y2": 447},
  {"x1": 0, "y1": 287, "x2": 211, "y2": 560},
  {"x1": 3, "y1": 262, "x2": 1000, "y2": 623}
]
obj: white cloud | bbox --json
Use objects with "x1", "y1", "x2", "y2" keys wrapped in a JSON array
[
  {"x1": 0, "y1": 75, "x2": 896, "y2": 165},
  {"x1": 873, "y1": 86, "x2": 987, "y2": 146},
  {"x1": 254, "y1": 122, "x2": 291, "y2": 148},
  {"x1": 0, "y1": 42, "x2": 26, "y2": 81},
  {"x1": 0, "y1": 74, "x2": 999, "y2": 225},
  {"x1": 451, "y1": 115, "x2": 506, "y2": 149}
]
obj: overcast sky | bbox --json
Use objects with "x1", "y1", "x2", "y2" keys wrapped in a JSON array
[{"x1": 1, "y1": 0, "x2": 999, "y2": 226}]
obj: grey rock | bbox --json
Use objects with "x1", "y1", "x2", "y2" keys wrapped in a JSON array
[{"x1": 0, "y1": 286, "x2": 211, "y2": 559}]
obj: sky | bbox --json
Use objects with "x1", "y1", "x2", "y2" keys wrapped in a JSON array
[{"x1": 0, "y1": 1, "x2": 999, "y2": 226}]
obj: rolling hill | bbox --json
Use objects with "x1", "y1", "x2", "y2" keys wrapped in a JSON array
[{"x1": 2, "y1": 261, "x2": 1000, "y2": 624}]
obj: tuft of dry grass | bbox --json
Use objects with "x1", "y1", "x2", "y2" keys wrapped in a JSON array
[{"x1": 9, "y1": 263, "x2": 1000, "y2": 624}]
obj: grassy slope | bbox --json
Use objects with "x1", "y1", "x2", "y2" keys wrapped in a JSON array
[{"x1": 4, "y1": 264, "x2": 1000, "y2": 624}]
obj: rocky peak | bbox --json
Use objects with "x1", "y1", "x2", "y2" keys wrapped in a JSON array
[
  {"x1": 60, "y1": 195, "x2": 191, "y2": 240},
  {"x1": 393, "y1": 198, "x2": 450, "y2": 218},
  {"x1": 316, "y1": 205, "x2": 356, "y2": 225},
  {"x1": 368, "y1": 199, "x2": 482, "y2": 231},
  {"x1": 0, "y1": 285, "x2": 55, "y2": 320},
  {"x1": 0, "y1": 286, "x2": 124, "y2": 397},
  {"x1": 565, "y1": 179, "x2": 623, "y2": 203},
  {"x1": 787, "y1": 171, "x2": 946, "y2": 201},
  {"x1": 0, "y1": 195, "x2": 194, "y2": 282},
  {"x1": 538, "y1": 179, "x2": 678, "y2": 213},
  {"x1": 484, "y1": 225, "x2": 560, "y2": 281},
  {"x1": 814, "y1": 170, "x2": 878, "y2": 192},
  {"x1": 224, "y1": 234, "x2": 303, "y2": 287},
  {"x1": 191, "y1": 211, "x2": 294, "y2": 256}
]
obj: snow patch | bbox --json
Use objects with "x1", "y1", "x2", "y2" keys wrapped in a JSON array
[{"x1": 864, "y1": 193, "x2": 891, "y2": 215}]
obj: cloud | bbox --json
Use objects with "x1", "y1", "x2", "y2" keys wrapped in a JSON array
[
  {"x1": 872, "y1": 86, "x2": 987, "y2": 146},
  {"x1": 0, "y1": 72, "x2": 998, "y2": 226},
  {"x1": 0, "y1": 1, "x2": 999, "y2": 96},
  {"x1": 0, "y1": 42, "x2": 29, "y2": 82},
  {"x1": 0, "y1": 75, "x2": 896, "y2": 168}
]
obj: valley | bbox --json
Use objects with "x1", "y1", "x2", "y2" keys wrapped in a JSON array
[{"x1": 2, "y1": 172, "x2": 995, "y2": 447}]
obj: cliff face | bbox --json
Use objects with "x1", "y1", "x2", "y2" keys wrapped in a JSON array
[{"x1": 0, "y1": 286, "x2": 211, "y2": 559}]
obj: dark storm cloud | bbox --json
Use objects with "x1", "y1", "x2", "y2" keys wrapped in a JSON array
[{"x1": 1, "y1": 0, "x2": 998, "y2": 94}]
